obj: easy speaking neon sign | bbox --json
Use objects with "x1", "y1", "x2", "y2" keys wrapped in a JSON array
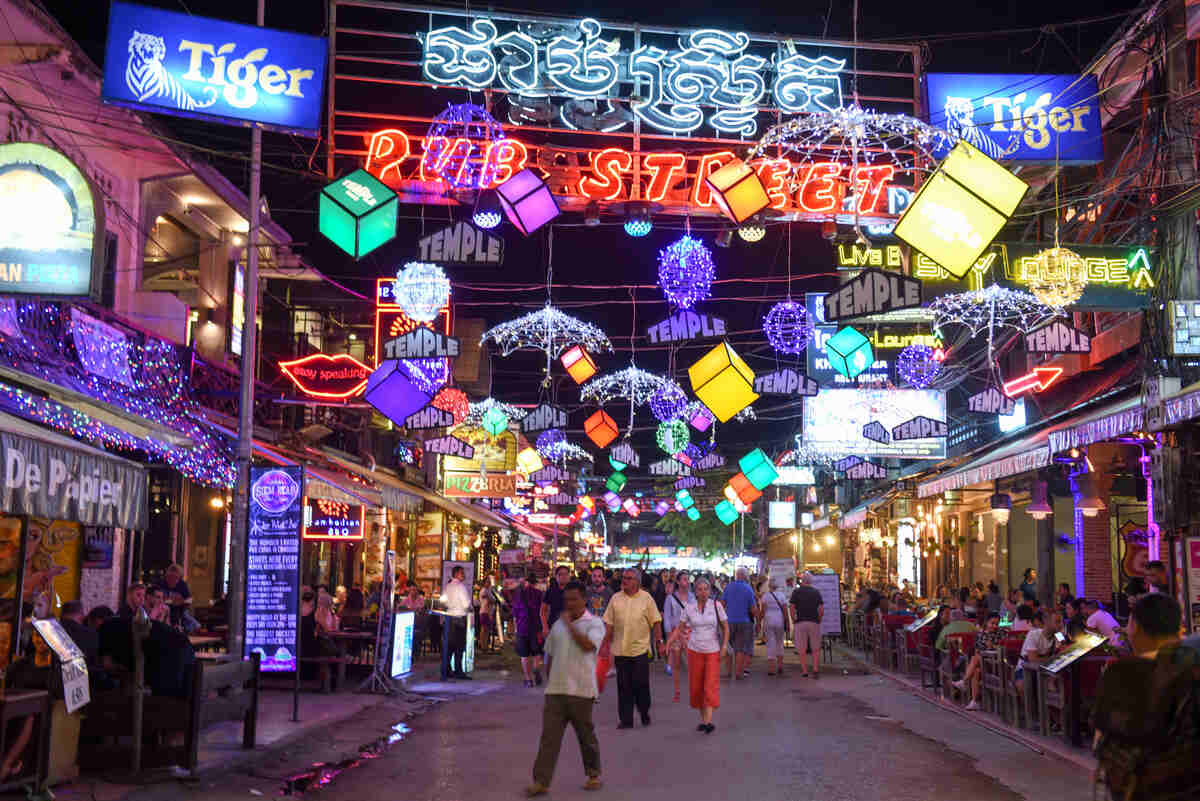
[{"x1": 421, "y1": 18, "x2": 845, "y2": 137}]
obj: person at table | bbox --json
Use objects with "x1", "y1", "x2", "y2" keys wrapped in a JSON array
[
  {"x1": 1062, "y1": 598, "x2": 1088, "y2": 639},
  {"x1": 953, "y1": 612, "x2": 1000, "y2": 711},
  {"x1": 1081, "y1": 599, "x2": 1123, "y2": 646},
  {"x1": 156, "y1": 563, "x2": 192, "y2": 626},
  {"x1": 144, "y1": 586, "x2": 170, "y2": 624},
  {"x1": 935, "y1": 608, "x2": 977, "y2": 654},
  {"x1": 117, "y1": 583, "x2": 146, "y2": 619},
  {"x1": 1010, "y1": 604, "x2": 1034, "y2": 633},
  {"x1": 402, "y1": 582, "x2": 425, "y2": 612},
  {"x1": 340, "y1": 588, "x2": 365, "y2": 629},
  {"x1": 440, "y1": 565, "x2": 473, "y2": 681},
  {"x1": 315, "y1": 593, "x2": 339, "y2": 635},
  {"x1": 60, "y1": 600, "x2": 99, "y2": 665}
]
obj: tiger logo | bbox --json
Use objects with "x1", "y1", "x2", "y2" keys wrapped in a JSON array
[
  {"x1": 125, "y1": 31, "x2": 217, "y2": 111},
  {"x1": 943, "y1": 96, "x2": 1018, "y2": 159}
]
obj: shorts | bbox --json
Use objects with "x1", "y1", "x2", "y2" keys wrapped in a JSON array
[
  {"x1": 729, "y1": 622, "x2": 755, "y2": 655},
  {"x1": 764, "y1": 625, "x2": 786, "y2": 659},
  {"x1": 794, "y1": 621, "x2": 820, "y2": 654},
  {"x1": 514, "y1": 632, "x2": 542, "y2": 658}
]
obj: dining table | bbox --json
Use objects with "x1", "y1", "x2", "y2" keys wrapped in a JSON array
[{"x1": 326, "y1": 630, "x2": 375, "y2": 688}]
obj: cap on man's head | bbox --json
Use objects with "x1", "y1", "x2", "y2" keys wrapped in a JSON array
[{"x1": 800, "y1": 572, "x2": 814, "y2": 584}]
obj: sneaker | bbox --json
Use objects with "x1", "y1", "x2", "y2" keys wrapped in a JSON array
[
  {"x1": 665, "y1": 665, "x2": 673, "y2": 677},
  {"x1": 525, "y1": 784, "x2": 550, "y2": 797},
  {"x1": 952, "y1": 679, "x2": 966, "y2": 691},
  {"x1": 965, "y1": 700, "x2": 980, "y2": 711},
  {"x1": 584, "y1": 777, "x2": 603, "y2": 791},
  {"x1": 696, "y1": 723, "x2": 707, "y2": 732}
]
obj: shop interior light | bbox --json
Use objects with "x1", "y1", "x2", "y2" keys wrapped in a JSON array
[
  {"x1": 209, "y1": 496, "x2": 225, "y2": 510},
  {"x1": 1026, "y1": 480, "x2": 1053, "y2": 520},
  {"x1": 989, "y1": 492, "x2": 1012, "y2": 525},
  {"x1": 825, "y1": 534, "x2": 836, "y2": 546}
]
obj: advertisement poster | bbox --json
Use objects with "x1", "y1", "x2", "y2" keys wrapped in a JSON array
[
  {"x1": 1044, "y1": 632, "x2": 1106, "y2": 674},
  {"x1": 244, "y1": 466, "x2": 303, "y2": 672},
  {"x1": 23, "y1": 518, "x2": 81, "y2": 616},
  {"x1": 390, "y1": 610, "x2": 415, "y2": 678},
  {"x1": 82, "y1": 527, "x2": 114, "y2": 569},
  {"x1": 802, "y1": 389, "x2": 947, "y2": 460},
  {"x1": 1187, "y1": 538, "x2": 1200, "y2": 634},
  {"x1": 414, "y1": 512, "x2": 444, "y2": 591}
]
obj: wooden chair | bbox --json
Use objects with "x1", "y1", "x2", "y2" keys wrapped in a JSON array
[
  {"x1": 896, "y1": 628, "x2": 920, "y2": 675},
  {"x1": 185, "y1": 653, "x2": 260, "y2": 774},
  {"x1": 980, "y1": 649, "x2": 1004, "y2": 714},
  {"x1": 917, "y1": 628, "x2": 938, "y2": 690}
]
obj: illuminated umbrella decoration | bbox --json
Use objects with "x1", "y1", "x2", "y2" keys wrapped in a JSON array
[
  {"x1": 929, "y1": 285, "x2": 1058, "y2": 338},
  {"x1": 465, "y1": 397, "x2": 528, "y2": 426},
  {"x1": 481, "y1": 304, "x2": 613, "y2": 385},
  {"x1": 581, "y1": 365, "x2": 674, "y2": 431}
]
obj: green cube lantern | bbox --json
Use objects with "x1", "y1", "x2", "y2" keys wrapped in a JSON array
[
  {"x1": 319, "y1": 169, "x2": 398, "y2": 259},
  {"x1": 686, "y1": 507, "x2": 701, "y2": 521},
  {"x1": 739, "y1": 448, "x2": 779, "y2": 491},
  {"x1": 825, "y1": 326, "x2": 875, "y2": 379},
  {"x1": 606, "y1": 472, "x2": 627, "y2": 492},
  {"x1": 675, "y1": 489, "x2": 694, "y2": 509},
  {"x1": 481, "y1": 406, "x2": 509, "y2": 436},
  {"x1": 715, "y1": 499, "x2": 739, "y2": 525}
]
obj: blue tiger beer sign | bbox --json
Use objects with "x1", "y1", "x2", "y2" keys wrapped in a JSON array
[
  {"x1": 101, "y1": 2, "x2": 327, "y2": 135},
  {"x1": 925, "y1": 74, "x2": 1103, "y2": 164}
]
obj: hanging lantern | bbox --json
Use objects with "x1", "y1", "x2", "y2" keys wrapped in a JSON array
[
  {"x1": 656, "y1": 419, "x2": 690, "y2": 454},
  {"x1": 622, "y1": 497, "x2": 641, "y2": 517},
  {"x1": 738, "y1": 448, "x2": 779, "y2": 491},
  {"x1": 658, "y1": 235, "x2": 715, "y2": 309},
  {"x1": 649, "y1": 383, "x2": 688, "y2": 422},
  {"x1": 535, "y1": 428, "x2": 567, "y2": 456},
  {"x1": 896, "y1": 344, "x2": 941, "y2": 388},
  {"x1": 686, "y1": 507, "x2": 701, "y2": 521},
  {"x1": 688, "y1": 341, "x2": 758, "y2": 422},
  {"x1": 431, "y1": 387, "x2": 470, "y2": 424},
  {"x1": 824, "y1": 326, "x2": 874, "y2": 380},
  {"x1": 516, "y1": 447, "x2": 544, "y2": 475},
  {"x1": 705, "y1": 158, "x2": 770, "y2": 224},
  {"x1": 655, "y1": 500, "x2": 670, "y2": 516},
  {"x1": 675, "y1": 489, "x2": 694, "y2": 508},
  {"x1": 318, "y1": 169, "x2": 398, "y2": 259},
  {"x1": 609, "y1": 454, "x2": 627, "y2": 471},
  {"x1": 606, "y1": 472, "x2": 627, "y2": 492},
  {"x1": 714, "y1": 499, "x2": 739, "y2": 525},
  {"x1": 1028, "y1": 247, "x2": 1088, "y2": 308},
  {"x1": 688, "y1": 404, "x2": 716, "y2": 432},
  {"x1": 584, "y1": 410, "x2": 619, "y2": 448},
  {"x1": 481, "y1": 406, "x2": 509, "y2": 436},
  {"x1": 364, "y1": 360, "x2": 432, "y2": 426},
  {"x1": 561, "y1": 345, "x2": 598, "y2": 384},
  {"x1": 763, "y1": 300, "x2": 814, "y2": 355},
  {"x1": 395, "y1": 262, "x2": 451, "y2": 323},
  {"x1": 496, "y1": 167, "x2": 560, "y2": 235},
  {"x1": 729, "y1": 471, "x2": 762, "y2": 504}
]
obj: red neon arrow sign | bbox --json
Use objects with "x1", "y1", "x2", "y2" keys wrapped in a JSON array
[{"x1": 1003, "y1": 366, "x2": 1063, "y2": 398}]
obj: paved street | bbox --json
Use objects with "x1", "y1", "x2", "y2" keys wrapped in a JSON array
[{"x1": 114, "y1": 650, "x2": 1097, "y2": 801}]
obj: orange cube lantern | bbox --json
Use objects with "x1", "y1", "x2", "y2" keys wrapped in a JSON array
[
  {"x1": 561, "y1": 345, "x2": 597, "y2": 384},
  {"x1": 729, "y1": 471, "x2": 762, "y2": 504},
  {"x1": 584, "y1": 410, "x2": 619, "y2": 448},
  {"x1": 705, "y1": 158, "x2": 770, "y2": 224}
]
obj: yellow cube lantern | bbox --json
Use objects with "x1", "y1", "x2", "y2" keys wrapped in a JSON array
[
  {"x1": 561, "y1": 345, "x2": 597, "y2": 384},
  {"x1": 688, "y1": 341, "x2": 758, "y2": 422},
  {"x1": 584, "y1": 410, "x2": 619, "y2": 448},
  {"x1": 516, "y1": 447, "x2": 544, "y2": 476},
  {"x1": 705, "y1": 158, "x2": 770, "y2": 224}
]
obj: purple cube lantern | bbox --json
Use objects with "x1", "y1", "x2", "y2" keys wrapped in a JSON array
[
  {"x1": 365, "y1": 360, "x2": 433, "y2": 425},
  {"x1": 496, "y1": 168, "x2": 560, "y2": 236},
  {"x1": 655, "y1": 500, "x2": 670, "y2": 516},
  {"x1": 690, "y1": 404, "x2": 716, "y2": 432}
]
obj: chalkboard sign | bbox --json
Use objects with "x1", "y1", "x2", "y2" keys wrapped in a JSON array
[
  {"x1": 245, "y1": 466, "x2": 303, "y2": 672},
  {"x1": 808, "y1": 572, "x2": 843, "y2": 636}
]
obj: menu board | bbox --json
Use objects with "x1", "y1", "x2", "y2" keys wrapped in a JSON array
[
  {"x1": 390, "y1": 610, "x2": 415, "y2": 678},
  {"x1": 245, "y1": 466, "x2": 303, "y2": 672},
  {"x1": 1043, "y1": 632, "x2": 1106, "y2": 674},
  {"x1": 809, "y1": 572, "x2": 843, "y2": 636},
  {"x1": 904, "y1": 608, "x2": 939, "y2": 633},
  {"x1": 303, "y1": 497, "x2": 364, "y2": 540}
]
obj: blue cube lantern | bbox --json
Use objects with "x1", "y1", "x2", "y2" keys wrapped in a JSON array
[
  {"x1": 686, "y1": 507, "x2": 701, "y2": 521},
  {"x1": 364, "y1": 360, "x2": 432, "y2": 426},
  {"x1": 825, "y1": 326, "x2": 875, "y2": 380},
  {"x1": 739, "y1": 448, "x2": 779, "y2": 491},
  {"x1": 714, "y1": 499, "x2": 739, "y2": 525},
  {"x1": 319, "y1": 169, "x2": 398, "y2": 259},
  {"x1": 675, "y1": 489, "x2": 694, "y2": 509}
]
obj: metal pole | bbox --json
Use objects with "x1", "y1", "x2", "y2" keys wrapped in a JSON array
[{"x1": 229, "y1": 0, "x2": 265, "y2": 664}]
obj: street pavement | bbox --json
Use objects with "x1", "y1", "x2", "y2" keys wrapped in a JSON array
[{"x1": 89, "y1": 649, "x2": 1097, "y2": 801}]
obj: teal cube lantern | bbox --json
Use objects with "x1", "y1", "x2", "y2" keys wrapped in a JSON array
[
  {"x1": 739, "y1": 448, "x2": 779, "y2": 491},
  {"x1": 319, "y1": 169, "x2": 398, "y2": 259},
  {"x1": 481, "y1": 406, "x2": 509, "y2": 436},
  {"x1": 715, "y1": 499, "x2": 739, "y2": 525},
  {"x1": 686, "y1": 507, "x2": 701, "y2": 521},
  {"x1": 675, "y1": 489, "x2": 694, "y2": 509},
  {"x1": 825, "y1": 326, "x2": 874, "y2": 379},
  {"x1": 606, "y1": 472, "x2": 627, "y2": 493}
]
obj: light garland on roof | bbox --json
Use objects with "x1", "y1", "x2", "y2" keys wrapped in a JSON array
[
  {"x1": 929, "y1": 285, "x2": 1059, "y2": 338},
  {"x1": 580, "y1": 366, "x2": 672, "y2": 408},
  {"x1": 480, "y1": 304, "x2": 613, "y2": 358}
]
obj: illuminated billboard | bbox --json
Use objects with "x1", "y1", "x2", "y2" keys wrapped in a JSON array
[{"x1": 802, "y1": 389, "x2": 947, "y2": 459}]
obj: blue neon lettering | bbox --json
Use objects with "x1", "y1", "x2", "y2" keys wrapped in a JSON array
[
  {"x1": 422, "y1": 20, "x2": 499, "y2": 88},
  {"x1": 546, "y1": 18, "x2": 619, "y2": 98}
]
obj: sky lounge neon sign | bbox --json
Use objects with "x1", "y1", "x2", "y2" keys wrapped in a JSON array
[{"x1": 420, "y1": 17, "x2": 845, "y2": 136}]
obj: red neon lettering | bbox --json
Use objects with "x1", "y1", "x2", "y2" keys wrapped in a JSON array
[
  {"x1": 797, "y1": 162, "x2": 844, "y2": 213},
  {"x1": 484, "y1": 139, "x2": 528, "y2": 187},
  {"x1": 364, "y1": 129, "x2": 411, "y2": 183},
  {"x1": 752, "y1": 158, "x2": 791, "y2": 209},
  {"x1": 850, "y1": 164, "x2": 895, "y2": 214},
  {"x1": 643, "y1": 152, "x2": 686, "y2": 202},
  {"x1": 418, "y1": 136, "x2": 448, "y2": 183},
  {"x1": 579, "y1": 147, "x2": 633, "y2": 201},
  {"x1": 691, "y1": 151, "x2": 735, "y2": 207}
]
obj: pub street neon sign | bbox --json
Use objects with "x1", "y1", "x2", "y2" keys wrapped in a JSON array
[
  {"x1": 417, "y1": 220, "x2": 504, "y2": 266},
  {"x1": 845, "y1": 461, "x2": 886, "y2": 480},
  {"x1": 646, "y1": 311, "x2": 727, "y2": 344},
  {"x1": 753, "y1": 368, "x2": 820, "y2": 397},
  {"x1": 420, "y1": 18, "x2": 846, "y2": 137},
  {"x1": 822, "y1": 268, "x2": 923, "y2": 322},
  {"x1": 424, "y1": 434, "x2": 475, "y2": 458},
  {"x1": 863, "y1": 421, "x2": 890, "y2": 444},
  {"x1": 404, "y1": 405, "x2": 456, "y2": 430},
  {"x1": 1002, "y1": 366, "x2": 1062, "y2": 398},
  {"x1": 521, "y1": 403, "x2": 568, "y2": 433},
  {"x1": 383, "y1": 329, "x2": 461, "y2": 359},
  {"x1": 892, "y1": 416, "x2": 948, "y2": 441}
]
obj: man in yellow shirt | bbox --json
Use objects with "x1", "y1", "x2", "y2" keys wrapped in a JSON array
[{"x1": 601, "y1": 568, "x2": 664, "y2": 729}]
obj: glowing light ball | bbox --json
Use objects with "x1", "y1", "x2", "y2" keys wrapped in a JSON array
[
  {"x1": 536, "y1": 428, "x2": 567, "y2": 456},
  {"x1": 624, "y1": 217, "x2": 652, "y2": 237},
  {"x1": 737, "y1": 223, "x2": 766, "y2": 242},
  {"x1": 424, "y1": 103, "x2": 506, "y2": 189},
  {"x1": 497, "y1": 168, "x2": 560, "y2": 235},
  {"x1": 481, "y1": 406, "x2": 509, "y2": 436},
  {"x1": 319, "y1": 168, "x2": 398, "y2": 259},
  {"x1": 584, "y1": 410, "x2": 619, "y2": 448},
  {"x1": 432, "y1": 387, "x2": 469, "y2": 424},
  {"x1": 516, "y1": 447, "x2": 544, "y2": 475},
  {"x1": 561, "y1": 345, "x2": 598, "y2": 384},
  {"x1": 738, "y1": 448, "x2": 779, "y2": 491},
  {"x1": 395, "y1": 262, "x2": 451, "y2": 323},
  {"x1": 896, "y1": 344, "x2": 941, "y2": 388},
  {"x1": 688, "y1": 341, "x2": 758, "y2": 422},
  {"x1": 705, "y1": 158, "x2": 770, "y2": 224},
  {"x1": 658, "y1": 235, "x2": 715, "y2": 309},
  {"x1": 824, "y1": 326, "x2": 874, "y2": 380},
  {"x1": 606, "y1": 472, "x2": 627, "y2": 493},
  {"x1": 649, "y1": 383, "x2": 688, "y2": 422},
  {"x1": 763, "y1": 300, "x2": 814, "y2": 355},
  {"x1": 656, "y1": 419, "x2": 689, "y2": 454},
  {"x1": 715, "y1": 499, "x2": 739, "y2": 525},
  {"x1": 686, "y1": 507, "x2": 701, "y2": 521}
]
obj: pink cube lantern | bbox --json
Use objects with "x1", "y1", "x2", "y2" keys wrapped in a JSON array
[
  {"x1": 690, "y1": 404, "x2": 716, "y2": 432},
  {"x1": 496, "y1": 168, "x2": 560, "y2": 236},
  {"x1": 622, "y1": 498, "x2": 640, "y2": 517}
]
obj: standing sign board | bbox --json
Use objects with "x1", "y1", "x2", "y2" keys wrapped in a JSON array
[
  {"x1": 245, "y1": 466, "x2": 303, "y2": 672},
  {"x1": 1187, "y1": 538, "x2": 1200, "y2": 634},
  {"x1": 102, "y1": 2, "x2": 328, "y2": 135},
  {"x1": 808, "y1": 572, "x2": 843, "y2": 636},
  {"x1": 1043, "y1": 632, "x2": 1106, "y2": 673},
  {"x1": 33, "y1": 618, "x2": 89, "y2": 713}
]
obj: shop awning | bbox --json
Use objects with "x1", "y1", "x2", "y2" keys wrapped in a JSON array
[
  {"x1": 0, "y1": 411, "x2": 148, "y2": 529},
  {"x1": 1046, "y1": 395, "x2": 1144, "y2": 455},
  {"x1": 918, "y1": 432, "x2": 1051, "y2": 498},
  {"x1": 253, "y1": 443, "x2": 383, "y2": 508},
  {"x1": 1158, "y1": 382, "x2": 1200, "y2": 429}
]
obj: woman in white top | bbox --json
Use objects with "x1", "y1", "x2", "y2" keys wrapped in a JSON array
[
  {"x1": 759, "y1": 578, "x2": 792, "y2": 676},
  {"x1": 662, "y1": 571, "x2": 695, "y2": 701},
  {"x1": 674, "y1": 577, "x2": 729, "y2": 733}
]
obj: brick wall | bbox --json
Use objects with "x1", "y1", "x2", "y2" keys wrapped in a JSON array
[{"x1": 1075, "y1": 471, "x2": 1114, "y2": 604}]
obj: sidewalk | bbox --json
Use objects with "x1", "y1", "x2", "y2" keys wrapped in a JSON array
[{"x1": 834, "y1": 643, "x2": 1099, "y2": 773}]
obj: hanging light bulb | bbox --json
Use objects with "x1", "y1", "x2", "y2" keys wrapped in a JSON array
[
  {"x1": 737, "y1": 222, "x2": 766, "y2": 242},
  {"x1": 472, "y1": 189, "x2": 503, "y2": 229},
  {"x1": 1026, "y1": 480, "x2": 1053, "y2": 520},
  {"x1": 623, "y1": 202, "x2": 653, "y2": 237}
]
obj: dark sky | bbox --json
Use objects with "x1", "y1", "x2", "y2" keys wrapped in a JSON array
[{"x1": 40, "y1": 0, "x2": 1148, "y2": 464}]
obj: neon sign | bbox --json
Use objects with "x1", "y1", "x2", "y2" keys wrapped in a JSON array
[
  {"x1": 1002, "y1": 366, "x2": 1062, "y2": 398},
  {"x1": 420, "y1": 18, "x2": 845, "y2": 137},
  {"x1": 303, "y1": 497, "x2": 365, "y2": 540},
  {"x1": 278, "y1": 353, "x2": 371, "y2": 399},
  {"x1": 374, "y1": 277, "x2": 452, "y2": 366}
]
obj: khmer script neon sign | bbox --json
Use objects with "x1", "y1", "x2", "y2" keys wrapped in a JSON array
[{"x1": 420, "y1": 17, "x2": 845, "y2": 136}]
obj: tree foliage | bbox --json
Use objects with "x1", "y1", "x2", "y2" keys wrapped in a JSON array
[{"x1": 654, "y1": 510, "x2": 749, "y2": 558}]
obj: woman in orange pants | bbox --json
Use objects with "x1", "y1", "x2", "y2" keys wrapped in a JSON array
[{"x1": 680, "y1": 577, "x2": 729, "y2": 733}]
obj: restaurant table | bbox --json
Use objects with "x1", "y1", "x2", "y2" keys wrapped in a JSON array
[
  {"x1": 0, "y1": 690, "x2": 51, "y2": 795},
  {"x1": 189, "y1": 635, "x2": 225, "y2": 653},
  {"x1": 327, "y1": 631, "x2": 375, "y2": 688}
]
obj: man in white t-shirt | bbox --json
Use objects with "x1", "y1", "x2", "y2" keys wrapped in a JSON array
[
  {"x1": 527, "y1": 582, "x2": 605, "y2": 797},
  {"x1": 1081, "y1": 599, "x2": 1123, "y2": 646}
]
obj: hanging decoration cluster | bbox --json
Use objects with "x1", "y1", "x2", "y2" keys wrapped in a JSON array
[
  {"x1": 896, "y1": 344, "x2": 942, "y2": 389},
  {"x1": 432, "y1": 387, "x2": 470, "y2": 423},
  {"x1": 480, "y1": 304, "x2": 613, "y2": 358},
  {"x1": 929, "y1": 285, "x2": 1058, "y2": 337},
  {"x1": 535, "y1": 428, "x2": 567, "y2": 456},
  {"x1": 656, "y1": 419, "x2": 690, "y2": 454},
  {"x1": 541, "y1": 440, "x2": 593, "y2": 464},
  {"x1": 466, "y1": 397, "x2": 528, "y2": 426},
  {"x1": 1027, "y1": 247, "x2": 1089, "y2": 309},
  {"x1": 763, "y1": 301, "x2": 814, "y2": 355},
  {"x1": 649, "y1": 382, "x2": 688, "y2": 422},
  {"x1": 658, "y1": 235, "x2": 715, "y2": 309},
  {"x1": 395, "y1": 262, "x2": 451, "y2": 323},
  {"x1": 581, "y1": 366, "x2": 671, "y2": 407}
]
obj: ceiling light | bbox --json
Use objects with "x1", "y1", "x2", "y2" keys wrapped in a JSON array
[
  {"x1": 990, "y1": 492, "x2": 1012, "y2": 525},
  {"x1": 623, "y1": 202, "x2": 652, "y2": 237},
  {"x1": 1073, "y1": 473, "x2": 1106, "y2": 518},
  {"x1": 737, "y1": 222, "x2": 766, "y2": 242},
  {"x1": 1026, "y1": 480, "x2": 1053, "y2": 520},
  {"x1": 472, "y1": 189, "x2": 503, "y2": 229}
]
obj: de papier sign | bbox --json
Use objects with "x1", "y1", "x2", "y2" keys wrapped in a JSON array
[{"x1": 822, "y1": 269, "x2": 923, "y2": 322}]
